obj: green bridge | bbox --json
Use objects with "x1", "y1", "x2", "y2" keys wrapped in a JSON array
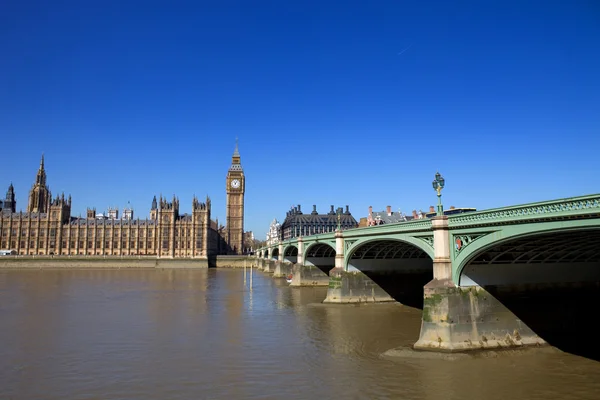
[{"x1": 254, "y1": 194, "x2": 600, "y2": 353}]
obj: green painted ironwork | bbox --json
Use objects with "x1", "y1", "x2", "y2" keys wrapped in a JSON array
[
  {"x1": 344, "y1": 235, "x2": 435, "y2": 267},
  {"x1": 254, "y1": 193, "x2": 600, "y2": 284},
  {"x1": 452, "y1": 218, "x2": 600, "y2": 284},
  {"x1": 447, "y1": 194, "x2": 600, "y2": 228}
]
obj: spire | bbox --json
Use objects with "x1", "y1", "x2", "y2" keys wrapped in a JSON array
[
  {"x1": 229, "y1": 138, "x2": 242, "y2": 171},
  {"x1": 151, "y1": 195, "x2": 157, "y2": 210},
  {"x1": 233, "y1": 137, "x2": 240, "y2": 157},
  {"x1": 5, "y1": 183, "x2": 16, "y2": 213},
  {"x1": 35, "y1": 153, "x2": 47, "y2": 186}
]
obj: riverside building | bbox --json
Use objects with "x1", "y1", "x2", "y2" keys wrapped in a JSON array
[{"x1": 0, "y1": 145, "x2": 246, "y2": 257}]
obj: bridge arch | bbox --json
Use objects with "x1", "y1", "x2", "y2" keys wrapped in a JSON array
[
  {"x1": 282, "y1": 244, "x2": 298, "y2": 263},
  {"x1": 303, "y1": 242, "x2": 336, "y2": 275},
  {"x1": 344, "y1": 236, "x2": 434, "y2": 268},
  {"x1": 263, "y1": 249, "x2": 269, "y2": 259},
  {"x1": 454, "y1": 219, "x2": 600, "y2": 285},
  {"x1": 453, "y1": 220, "x2": 600, "y2": 360},
  {"x1": 304, "y1": 241, "x2": 336, "y2": 258},
  {"x1": 271, "y1": 247, "x2": 280, "y2": 260},
  {"x1": 345, "y1": 237, "x2": 434, "y2": 307}
]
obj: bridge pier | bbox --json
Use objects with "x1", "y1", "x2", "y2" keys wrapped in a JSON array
[
  {"x1": 262, "y1": 259, "x2": 276, "y2": 273},
  {"x1": 413, "y1": 280, "x2": 545, "y2": 351},
  {"x1": 414, "y1": 217, "x2": 545, "y2": 352},
  {"x1": 323, "y1": 268, "x2": 395, "y2": 303},
  {"x1": 323, "y1": 229, "x2": 395, "y2": 303},
  {"x1": 289, "y1": 263, "x2": 330, "y2": 286},
  {"x1": 273, "y1": 261, "x2": 293, "y2": 278}
]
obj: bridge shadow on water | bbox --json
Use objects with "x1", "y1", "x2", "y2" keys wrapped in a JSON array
[
  {"x1": 361, "y1": 271, "x2": 432, "y2": 310},
  {"x1": 354, "y1": 270, "x2": 600, "y2": 361},
  {"x1": 484, "y1": 284, "x2": 600, "y2": 362}
]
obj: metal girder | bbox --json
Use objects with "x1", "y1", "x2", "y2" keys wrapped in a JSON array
[
  {"x1": 350, "y1": 239, "x2": 428, "y2": 260},
  {"x1": 305, "y1": 243, "x2": 336, "y2": 258},
  {"x1": 284, "y1": 245, "x2": 298, "y2": 256},
  {"x1": 468, "y1": 230, "x2": 600, "y2": 265}
]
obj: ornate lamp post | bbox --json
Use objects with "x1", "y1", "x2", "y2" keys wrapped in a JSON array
[
  {"x1": 432, "y1": 171, "x2": 445, "y2": 216},
  {"x1": 336, "y1": 207, "x2": 342, "y2": 231}
]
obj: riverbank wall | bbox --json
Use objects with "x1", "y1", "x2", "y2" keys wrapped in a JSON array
[{"x1": 0, "y1": 255, "x2": 252, "y2": 269}]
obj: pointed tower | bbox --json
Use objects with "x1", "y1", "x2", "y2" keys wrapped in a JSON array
[
  {"x1": 27, "y1": 154, "x2": 51, "y2": 213},
  {"x1": 150, "y1": 195, "x2": 158, "y2": 220},
  {"x1": 225, "y1": 139, "x2": 245, "y2": 254},
  {"x1": 3, "y1": 183, "x2": 16, "y2": 213}
]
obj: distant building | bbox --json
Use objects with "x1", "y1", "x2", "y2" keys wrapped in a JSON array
[
  {"x1": 0, "y1": 148, "x2": 244, "y2": 257},
  {"x1": 365, "y1": 205, "x2": 410, "y2": 226},
  {"x1": 243, "y1": 231, "x2": 254, "y2": 254},
  {"x1": 364, "y1": 205, "x2": 476, "y2": 227},
  {"x1": 266, "y1": 219, "x2": 281, "y2": 246},
  {"x1": 280, "y1": 204, "x2": 358, "y2": 240}
]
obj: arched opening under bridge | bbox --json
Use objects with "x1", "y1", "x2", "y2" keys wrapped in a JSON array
[
  {"x1": 305, "y1": 243, "x2": 336, "y2": 275},
  {"x1": 348, "y1": 239, "x2": 433, "y2": 308},
  {"x1": 271, "y1": 248, "x2": 279, "y2": 260},
  {"x1": 459, "y1": 228, "x2": 600, "y2": 361},
  {"x1": 283, "y1": 246, "x2": 298, "y2": 263}
]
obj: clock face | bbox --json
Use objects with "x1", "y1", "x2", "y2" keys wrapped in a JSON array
[{"x1": 231, "y1": 179, "x2": 240, "y2": 189}]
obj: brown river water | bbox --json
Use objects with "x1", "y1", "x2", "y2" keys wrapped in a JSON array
[{"x1": 1, "y1": 268, "x2": 599, "y2": 400}]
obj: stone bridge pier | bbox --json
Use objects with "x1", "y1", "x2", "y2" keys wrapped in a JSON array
[
  {"x1": 412, "y1": 216, "x2": 539, "y2": 351},
  {"x1": 324, "y1": 230, "x2": 397, "y2": 303},
  {"x1": 288, "y1": 237, "x2": 332, "y2": 286},
  {"x1": 273, "y1": 243, "x2": 296, "y2": 278}
]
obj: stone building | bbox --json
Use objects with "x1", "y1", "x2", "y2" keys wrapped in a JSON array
[
  {"x1": 266, "y1": 218, "x2": 281, "y2": 246},
  {"x1": 224, "y1": 140, "x2": 245, "y2": 255},
  {"x1": 0, "y1": 146, "x2": 245, "y2": 257},
  {"x1": 280, "y1": 204, "x2": 358, "y2": 240},
  {"x1": 362, "y1": 205, "x2": 477, "y2": 227}
]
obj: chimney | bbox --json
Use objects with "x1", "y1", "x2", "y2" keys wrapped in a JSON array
[
  {"x1": 412, "y1": 210, "x2": 418, "y2": 218},
  {"x1": 297, "y1": 204, "x2": 301, "y2": 213},
  {"x1": 312, "y1": 205, "x2": 318, "y2": 215},
  {"x1": 330, "y1": 205, "x2": 334, "y2": 213},
  {"x1": 429, "y1": 206, "x2": 435, "y2": 213},
  {"x1": 345, "y1": 205, "x2": 349, "y2": 214},
  {"x1": 386, "y1": 205, "x2": 392, "y2": 216},
  {"x1": 368, "y1": 206, "x2": 373, "y2": 216}
]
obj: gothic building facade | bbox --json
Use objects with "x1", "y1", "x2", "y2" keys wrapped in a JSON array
[
  {"x1": 0, "y1": 146, "x2": 245, "y2": 257},
  {"x1": 224, "y1": 141, "x2": 245, "y2": 254}
]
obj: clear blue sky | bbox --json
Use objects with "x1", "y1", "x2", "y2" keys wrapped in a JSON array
[{"x1": 1, "y1": 1, "x2": 599, "y2": 239}]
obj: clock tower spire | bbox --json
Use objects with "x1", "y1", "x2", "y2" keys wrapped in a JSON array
[{"x1": 225, "y1": 139, "x2": 245, "y2": 254}]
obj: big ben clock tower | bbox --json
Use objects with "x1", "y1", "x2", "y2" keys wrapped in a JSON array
[{"x1": 225, "y1": 140, "x2": 245, "y2": 254}]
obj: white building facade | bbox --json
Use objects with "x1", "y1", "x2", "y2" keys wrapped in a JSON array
[{"x1": 266, "y1": 218, "x2": 281, "y2": 247}]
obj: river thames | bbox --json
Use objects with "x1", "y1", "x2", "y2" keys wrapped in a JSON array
[{"x1": 1, "y1": 268, "x2": 599, "y2": 399}]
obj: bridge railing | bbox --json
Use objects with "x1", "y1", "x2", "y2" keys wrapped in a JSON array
[{"x1": 448, "y1": 193, "x2": 600, "y2": 227}]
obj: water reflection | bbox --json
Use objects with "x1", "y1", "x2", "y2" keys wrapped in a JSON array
[{"x1": 0, "y1": 269, "x2": 599, "y2": 400}]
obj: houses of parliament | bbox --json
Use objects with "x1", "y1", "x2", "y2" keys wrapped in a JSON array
[{"x1": 0, "y1": 144, "x2": 246, "y2": 257}]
